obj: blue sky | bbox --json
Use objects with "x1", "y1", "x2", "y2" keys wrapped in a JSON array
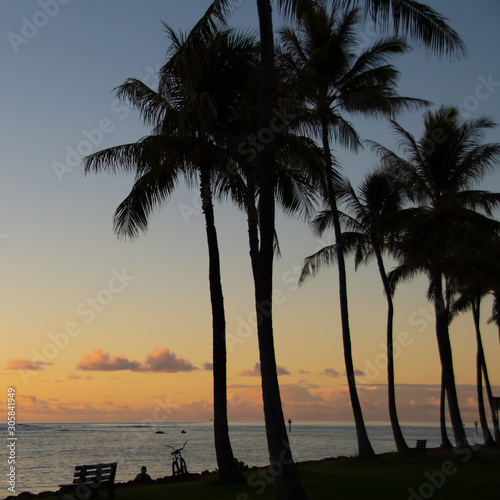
[{"x1": 0, "y1": 1, "x2": 499, "y2": 423}]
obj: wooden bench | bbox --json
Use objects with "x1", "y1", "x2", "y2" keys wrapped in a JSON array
[
  {"x1": 58, "y1": 462, "x2": 117, "y2": 499},
  {"x1": 416, "y1": 439, "x2": 427, "y2": 453}
]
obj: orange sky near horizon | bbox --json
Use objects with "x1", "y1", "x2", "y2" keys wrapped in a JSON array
[{"x1": 3, "y1": 259, "x2": 499, "y2": 425}]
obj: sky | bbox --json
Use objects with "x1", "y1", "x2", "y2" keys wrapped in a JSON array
[{"x1": 1, "y1": 0, "x2": 499, "y2": 426}]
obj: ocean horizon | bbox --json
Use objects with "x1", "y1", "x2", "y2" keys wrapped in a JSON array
[{"x1": 1, "y1": 420, "x2": 483, "y2": 498}]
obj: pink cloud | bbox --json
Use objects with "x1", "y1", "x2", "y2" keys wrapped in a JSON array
[
  {"x1": 78, "y1": 350, "x2": 140, "y2": 371},
  {"x1": 137, "y1": 348, "x2": 197, "y2": 373},
  {"x1": 77, "y1": 348, "x2": 197, "y2": 373},
  {"x1": 6, "y1": 359, "x2": 51, "y2": 371}
]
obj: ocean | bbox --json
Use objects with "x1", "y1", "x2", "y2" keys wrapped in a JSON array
[{"x1": 1, "y1": 421, "x2": 480, "y2": 498}]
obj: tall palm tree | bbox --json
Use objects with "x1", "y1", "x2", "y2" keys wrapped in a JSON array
[
  {"x1": 370, "y1": 105, "x2": 500, "y2": 448},
  {"x1": 283, "y1": 1, "x2": 428, "y2": 457},
  {"x1": 84, "y1": 26, "x2": 259, "y2": 484},
  {"x1": 448, "y1": 231, "x2": 500, "y2": 445},
  {"x1": 388, "y1": 233, "x2": 456, "y2": 448},
  {"x1": 301, "y1": 169, "x2": 410, "y2": 452},
  {"x1": 454, "y1": 294, "x2": 496, "y2": 447}
]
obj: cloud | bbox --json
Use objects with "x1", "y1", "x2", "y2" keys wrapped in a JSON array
[
  {"x1": 298, "y1": 369, "x2": 310, "y2": 374},
  {"x1": 78, "y1": 350, "x2": 140, "y2": 371},
  {"x1": 239, "y1": 362, "x2": 290, "y2": 377},
  {"x1": 202, "y1": 362, "x2": 213, "y2": 371},
  {"x1": 239, "y1": 363, "x2": 260, "y2": 376},
  {"x1": 6, "y1": 359, "x2": 51, "y2": 371},
  {"x1": 77, "y1": 348, "x2": 197, "y2": 373},
  {"x1": 323, "y1": 368, "x2": 341, "y2": 378},
  {"x1": 137, "y1": 348, "x2": 197, "y2": 373}
]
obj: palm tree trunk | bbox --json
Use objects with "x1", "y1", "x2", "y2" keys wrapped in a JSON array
[
  {"x1": 439, "y1": 370, "x2": 453, "y2": 448},
  {"x1": 481, "y1": 357, "x2": 500, "y2": 445},
  {"x1": 199, "y1": 166, "x2": 244, "y2": 484},
  {"x1": 374, "y1": 248, "x2": 409, "y2": 452},
  {"x1": 255, "y1": 1, "x2": 307, "y2": 498},
  {"x1": 439, "y1": 280, "x2": 453, "y2": 449},
  {"x1": 320, "y1": 117, "x2": 374, "y2": 458},
  {"x1": 472, "y1": 298, "x2": 497, "y2": 447},
  {"x1": 434, "y1": 227, "x2": 468, "y2": 449},
  {"x1": 482, "y1": 364, "x2": 500, "y2": 445},
  {"x1": 246, "y1": 187, "x2": 260, "y2": 283}
]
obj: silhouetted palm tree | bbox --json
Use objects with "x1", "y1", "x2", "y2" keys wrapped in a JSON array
[
  {"x1": 370, "y1": 105, "x2": 500, "y2": 448},
  {"x1": 84, "y1": 26, "x2": 259, "y2": 484},
  {"x1": 286, "y1": 1, "x2": 428, "y2": 457},
  {"x1": 448, "y1": 231, "x2": 500, "y2": 445},
  {"x1": 453, "y1": 294, "x2": 496, "y2": 447},
  {"x1": 303, "y1": 169, "x2": 410, "y2": 451}
]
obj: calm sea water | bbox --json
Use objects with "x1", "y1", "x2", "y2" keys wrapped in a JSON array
[{"x1": 0, "y1": 421, "x2": 482, "y2": 498}]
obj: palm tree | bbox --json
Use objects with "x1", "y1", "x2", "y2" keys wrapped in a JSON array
[
  {"x1": 370, "y1": 105, "x2": 500, "y2": 448},
  {"x1": 388, "y1": 233, "x2": 456, "y2": 448},
  {"x1": 448, "y1": 230, "x2": 500, "y2": 445},
  {"x1": 454, "y1": 294, "x2": 496, "y2": 447},
  {"x1": 283, "y1": 0, "x2": 429, "y2": 457},
  {"x1": 84, "y1": 26, "x2": 260, "y2": 484},
  {"x1": 301, "y1": 169, "x2": 410, "y2": 452}
]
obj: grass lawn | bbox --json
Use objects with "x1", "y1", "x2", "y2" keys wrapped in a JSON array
[{"x1": 20, "y1": 447, "x2": 499, "y2": 500}]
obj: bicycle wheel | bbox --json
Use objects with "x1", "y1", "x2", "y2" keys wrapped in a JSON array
[
  {"x1": 172, "y1": 460, "x2": 181, "y2": 481},
  {"x1": 180, "y1": 458, "x2": 188, "y2": 479}
]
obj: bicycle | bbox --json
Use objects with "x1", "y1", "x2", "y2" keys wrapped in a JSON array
[{"x1": 167, "y1": 440, "x2": 188, "y2": 481}]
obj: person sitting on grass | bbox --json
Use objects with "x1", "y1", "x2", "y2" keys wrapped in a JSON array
[{"x1": 134, "y1": 466, "x2": 152, "y2": 481}]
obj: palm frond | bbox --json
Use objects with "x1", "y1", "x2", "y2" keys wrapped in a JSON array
[
  {"x1": 386, "y1": 260, "x2": 423, "y2": 296},
  {"x1": 340, "y1": 0, "x2": 466, "y2": 59},
  {"x1": 456, "y1": 190, "x2": 500, "y2": 218},
  {"x1": 276, "y1": 0, "x2": 322, "y2": 20},
  {"x1": 487, "y1": 292, "x2": 500, "y2": 328},
  {"x1": 83, "y1": 135, "x2": 176, "y2": 176},
  {"x1": 114, "y1": 79, "x2": 170, "y2": 128},
  {"x1": 113, "y1": 167, "x2": 181, "y2": 240},
  {"x1": 299, "y1": 243, "x2": 339, "y2": 285},
  {"x1": 274, "y1": 230, "x2": 282, "y2": 259}
]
